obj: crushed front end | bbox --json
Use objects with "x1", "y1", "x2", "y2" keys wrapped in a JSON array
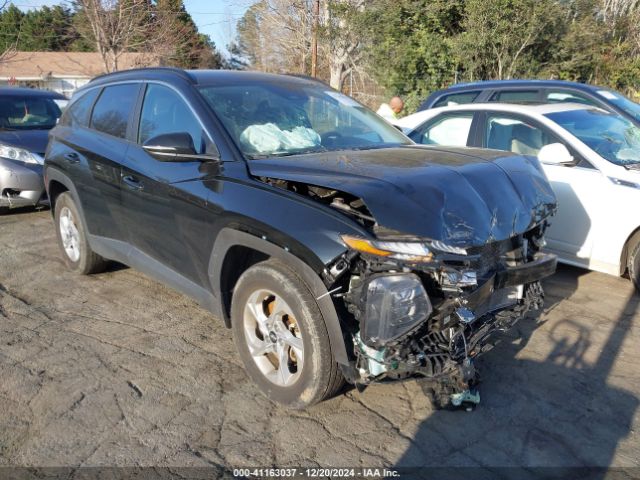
[{"x1": 335, "y1": 224, "x2": 556, "y2": 408}]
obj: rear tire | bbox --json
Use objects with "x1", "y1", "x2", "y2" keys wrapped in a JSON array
[
  {"x1": 627, "y1": 239, "x2": 640, "y2": 292},
  {"x1": 231, "y1": 259, "x2": 344, "y2": 409},
  {"x1": 54, "y1": 192, "x2": 107, "y2": 275}
]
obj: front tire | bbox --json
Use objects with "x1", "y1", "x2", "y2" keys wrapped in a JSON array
[
  {"x1": 231, "y1": 259, "x2": 343, "y2": 409},
  {"x1": 54, "y1": 192, "x2": 107, "y2": 274},
  {"x1": 627, "y1": 238, "x2": 640, "y2": 292}
]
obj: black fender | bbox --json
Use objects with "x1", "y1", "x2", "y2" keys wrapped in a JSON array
[{"x1": 208, "y1": 227, "x2": 349, "y2": 365}]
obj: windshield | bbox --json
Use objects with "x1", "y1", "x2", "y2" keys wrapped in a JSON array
[
  {"x1": 0, "y1": 95, "x2": 65, "y2": 130},
  {"x1": 545, "y1": 108, "x2": 640, "y2": 166},
  {"x1": 198, "y1": 82, "x2": 410, "y2": 158},
  {"x1": 597, "y1": 89, "x2": 640, "y2": 123}
]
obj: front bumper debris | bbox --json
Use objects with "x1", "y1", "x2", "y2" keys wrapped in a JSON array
[
  {"x1": 341, "y1": 229, "x2": 556, "y2": 409},
  {"x1": 496, "y1": 253, "x2": 557, "y2": 288},
  {"x1": 0, "y1": 158, "x2": 46, "y2": 209}
]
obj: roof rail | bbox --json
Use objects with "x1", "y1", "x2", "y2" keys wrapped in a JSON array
[{"x1": 90, "y1": 67, "x2": 196, "y2": 84}]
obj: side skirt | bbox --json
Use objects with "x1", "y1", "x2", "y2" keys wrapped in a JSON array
[{"x1": 88, "y1": 234, "x2": 221, "y2": 318}]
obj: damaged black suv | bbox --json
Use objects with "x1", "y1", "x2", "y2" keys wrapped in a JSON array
[{"x1": 45, "y1": 68, "x2": 557, "y2": 408}]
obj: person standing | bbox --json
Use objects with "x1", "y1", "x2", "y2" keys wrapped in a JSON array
[{"x1": 376, "y1": 96, "x2": 404, "y2": 121}]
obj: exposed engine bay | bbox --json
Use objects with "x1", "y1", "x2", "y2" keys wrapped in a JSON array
[{"x1": 258, "y1": 174, "x2": 557, "y2": 409}]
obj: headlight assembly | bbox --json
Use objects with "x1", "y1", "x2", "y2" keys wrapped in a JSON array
[
  {"x1": 341, "y1": 234, "x2": 434, "y2": 263},
  {"x1": 360, "y1": 273, "x2": 432, "y2": 346},
  {"x1": 0, "y1": 143, "x2": 42, "y2": 165}
]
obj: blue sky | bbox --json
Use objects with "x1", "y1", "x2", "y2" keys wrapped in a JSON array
[
  {"x1": 183, "y1": 0, "x2": 253, "y2": 53},
  {"x1": 12, "y1": 0, "x2": 253, "y2": 54}
]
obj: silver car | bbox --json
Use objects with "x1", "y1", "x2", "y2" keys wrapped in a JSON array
[{"x1": 0, "y1": 87, "x2": 67, "y2": 212}]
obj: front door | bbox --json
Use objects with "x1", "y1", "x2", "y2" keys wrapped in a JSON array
[
  {"x1": 481, "y1": 112, "x2": 602, "y2": 260},
  {"x1": 119, "y1": 83, "x2": 217, "y2": 287}
]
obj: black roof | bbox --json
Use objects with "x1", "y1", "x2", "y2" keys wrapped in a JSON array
[
  {"x1": 0, "y1": 87, "x2": 66, "y2": 99},
  {"x1": 441, "y1": 79, "x2": 606, "y2": 93},
  {"x1": 87, "y1": 67, "x2": 326, "y2": 89}
]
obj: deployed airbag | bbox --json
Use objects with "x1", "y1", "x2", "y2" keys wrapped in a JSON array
[{"x1": 240, "y1": 123, "x2": 321, "y2": 154}]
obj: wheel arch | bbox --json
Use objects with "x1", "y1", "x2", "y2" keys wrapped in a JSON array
[
  {"x1": 209, "y1": 227, "x2": 349, "y2": 365},
  {"x1": 47, "y1": 179, "x2": 68, "y2": 213},
  {"x1": 45, "y1": 168, "x2": 86, "y2": 221}
]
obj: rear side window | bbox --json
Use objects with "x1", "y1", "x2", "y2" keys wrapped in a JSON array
[
  {"x1": 489, "y1": 90, "x2": 540, "y2": 104},
  {"x1": 90, "y1": 84, "x2": 139, "y2": 139},
  {"x1": 61, "y1": 88, "x2": 99, "y2": 127},
  {"x1": 433, "y1": 91, "x2": 480, "y2": 108},
  {"x1": 410, "y1": 113, "x2": 473, "y2": 146}
]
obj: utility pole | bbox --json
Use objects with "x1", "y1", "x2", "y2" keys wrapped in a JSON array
[{"x1": 311, "y1": 0, "x2": 320, "y2": 77}]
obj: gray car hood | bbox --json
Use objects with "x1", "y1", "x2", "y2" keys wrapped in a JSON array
[{"x1": 0, "y1": 129, "x2": 49, "y2": 155}]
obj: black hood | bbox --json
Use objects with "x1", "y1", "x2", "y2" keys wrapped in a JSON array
[
  {"x1": 0, "y1": 129, "x2": 49, "y2": 155},
  {"x1": 248, "y1": 145, "x2": 557, "y2": 247}
]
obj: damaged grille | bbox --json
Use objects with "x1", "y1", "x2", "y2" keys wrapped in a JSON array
[{"x1": 466, "y1": 236, "x2": 523, "y2": 278}]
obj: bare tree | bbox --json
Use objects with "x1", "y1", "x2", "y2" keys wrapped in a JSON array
[
  {"x1": 322, "y1": 0, "x2": 365, "y2": 91},
  {"x1": 74, "y1": 0, "x2": 186, "y2": 72},
  {"x1": 260, "y1": 0, "x2": 314, "y2": 74},
  {"x1": 233, "y1": 0, "x2": 367, "y2": 91}
]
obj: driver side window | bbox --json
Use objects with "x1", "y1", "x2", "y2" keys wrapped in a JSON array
[
  {"x1": 485, "y1": 115, "x2": 551, "y2": 155},
  {"x1": 138, "y1": 84, "x2": 205, "y2": 154}
]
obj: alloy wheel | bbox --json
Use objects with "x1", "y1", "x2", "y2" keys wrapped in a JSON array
[
  {"x1": 59, "y1": 206, "x2": 81, "y2": 262},
  {"x1": 242, "y1": 289, "x2": 304, "y2": 386}
]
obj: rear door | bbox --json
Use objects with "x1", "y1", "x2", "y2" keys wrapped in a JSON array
[
  {"x1": 83, "y1": 83, "x2": 142, "y2": 240},
  {"x1": 119, "y1": 82, "x2": 218, "y2": 286},
  {"x1": 49, "y1": 84, "x2": 140, "y2": 241}
]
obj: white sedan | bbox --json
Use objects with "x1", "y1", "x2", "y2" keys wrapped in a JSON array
[{"x1": 395, "y1": 102, "x2": 640, "y2": 290}]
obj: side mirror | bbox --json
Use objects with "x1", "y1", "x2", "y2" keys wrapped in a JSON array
[
  {"x1": 143, "y1": 132, "x2": 219, "y2": 162},
  {"x1": 537, "y1": 143, "x2": 574, "y2": 166}
]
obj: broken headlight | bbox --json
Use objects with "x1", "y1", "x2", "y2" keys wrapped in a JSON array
[
  {"x1": 341, "y1": 235, "x2": 434, "y2": 262},
  {"x1": 360, "y1": 273, "x2": 432, "y2": 347}
]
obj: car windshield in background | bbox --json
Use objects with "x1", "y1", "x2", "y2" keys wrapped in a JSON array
[
  {"x1": 597, "y1": 89, "x2": 640, "y2": 123},
  {"x1": 0, "y1": 95, "x2": 64, "y2": 130},
  {"x1": 545, "y1": 108, "x2": 640, "y2": 166},
  {"x1": 198, "y1": 82, "x2": 410, "y2": 158}
]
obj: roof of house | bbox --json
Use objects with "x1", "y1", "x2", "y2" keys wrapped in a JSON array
[
  {"x1": 0, "y1": 51, "x2": 158, "y2": 80},
  {"x1": 0, "y1": 86, "x2": 66, "y2": 98}
]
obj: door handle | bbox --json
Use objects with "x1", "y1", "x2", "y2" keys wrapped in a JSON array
[
  {"x1": 122, "y1": 175, "x2": 144, "y2": 191},
  {"x1": 64, "y1": 152, "x2": 80, "y2": 163}
]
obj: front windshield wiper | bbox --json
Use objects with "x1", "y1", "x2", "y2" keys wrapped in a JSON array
[
  {"x1": 247, "y1": 146, "x2": 329, "y2": 159},
  {"x1": 340, "y1": 143, "x2": 407, "y2": 152},
  {"x1": 247, "y1": 143, "x2": 409, "y2": 159}
]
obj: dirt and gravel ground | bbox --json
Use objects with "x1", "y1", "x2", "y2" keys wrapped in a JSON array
[{"x1": 1, "y1": 208, "x2": 640, "y2": 475}]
